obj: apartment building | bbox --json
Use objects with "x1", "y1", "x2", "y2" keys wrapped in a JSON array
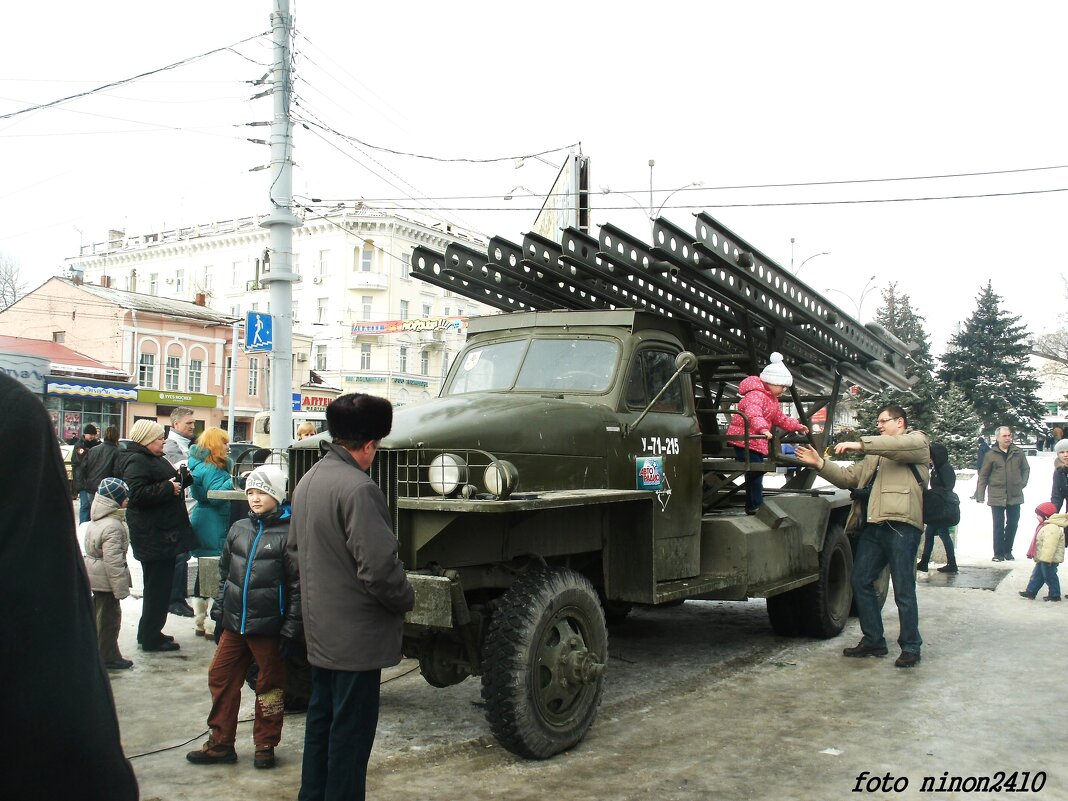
[{"x1": 67, "y1": 205, "x2": 491, "y2": 406}]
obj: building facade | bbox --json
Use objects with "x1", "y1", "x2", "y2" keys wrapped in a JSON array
[
  {"x1": 67, "y1": 206, "x2": 491, "y2": 406},
  {"x1": 0, "y1": 279, "x2": 311, "y2": 441}
]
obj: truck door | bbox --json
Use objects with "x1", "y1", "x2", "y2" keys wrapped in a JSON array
[{"x1": 621, "y1": 347, "x2": 702, "y2": 580}]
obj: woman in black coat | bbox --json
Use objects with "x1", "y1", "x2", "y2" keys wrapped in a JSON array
[
  {"x1": 917, "y1": 442, "x2": 958, "y2": 573},
  {"x1": 1052, "y1": 439, "x2": 1068, "y2": 512},
  {"x1": 120, "y1": 419, "x2": 196, "y2": 651}
]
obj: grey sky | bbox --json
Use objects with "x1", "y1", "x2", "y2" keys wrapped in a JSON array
[{"x1": 2, "y1": 1, "x2": 1064, "y2": 352}]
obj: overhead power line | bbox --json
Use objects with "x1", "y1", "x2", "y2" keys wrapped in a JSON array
[{"x1": 0, "y1": 32, "x2": 269, "y2": 121}]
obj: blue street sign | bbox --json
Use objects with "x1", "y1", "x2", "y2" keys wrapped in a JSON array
[
  {"x1": 292, "y1": 392, "x2": 301, "y2": 412},
  {"x1": 246, "y1": 311, "x2": 273, "y2": 353}
]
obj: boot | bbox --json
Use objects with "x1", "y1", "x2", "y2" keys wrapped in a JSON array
[
  {"x1": 1019, "y1": 591, "x2": 1036, "y2": 599},
  {"x1": 187, "y1": 737, "x2": 237, "y2": 764},
  {"x1": 916, "y1": 561, "x2": 929, "y2": 572},
  {"x1": 937, "y1": 563, "x2": 958, "y2": 574},
  {"x1": 254, "y1": 745, "x2": 276, "y2": 769},
  {"x1": 193, "y1": 597, "x2": 209, "y2": 636}
]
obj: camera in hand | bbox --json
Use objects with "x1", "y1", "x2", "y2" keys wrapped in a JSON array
[{"x1": 177, "y1": 464, "x2": 193, "y2": 489}]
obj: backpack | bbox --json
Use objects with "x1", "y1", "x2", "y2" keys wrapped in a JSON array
[{"x1": 908, "y1": 459, "x2": 961, "y2": 528}]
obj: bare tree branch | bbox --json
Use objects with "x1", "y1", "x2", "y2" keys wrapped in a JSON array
[{"x1": 0, "y1": 253, "x2": 27, "y2": 310}]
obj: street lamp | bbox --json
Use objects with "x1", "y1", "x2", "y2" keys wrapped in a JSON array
[
  {"x1": 600, "y1": 173, "x2": 704, "y2": 235},
  {"x1": 794, "y1": 250, "x2": 831, "y2": 276},
  {"x1": 824, "y1": 274, "x2": 878, "y2": 320},
  {"x1": 503, "y1": 185, "x2": 536, "y2": 201}
]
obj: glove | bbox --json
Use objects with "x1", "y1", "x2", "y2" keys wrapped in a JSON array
[{"x1": 279, "y1": 635, "x2": 295, "y2": 661}]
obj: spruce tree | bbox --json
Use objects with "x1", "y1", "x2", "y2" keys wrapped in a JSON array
[
  {"x1": 929, "y1": 383, "x2": 983, "y2": 469},
  {"x1": 854, "y1": 282, "x2": 938, "y2": 434},
  {"x1": 937, "y1": 281, "x2": 1046, "y2": 437}
]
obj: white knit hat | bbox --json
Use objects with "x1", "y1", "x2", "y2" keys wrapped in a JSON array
[
  {"x1": 1055, "y1": 439, "x2": 1068, "y2": 455},
  {"x1": 245, "y1": 465, "x2": 287, "y2": 504},
  {"x1": 128, "y1": 419, "x2": 166, "y2": 446},
  {"x1": 759, "y1": 352, "x2": 793, "y2": 387}
]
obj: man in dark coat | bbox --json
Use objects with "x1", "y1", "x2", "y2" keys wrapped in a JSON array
[
  {"x1": 290, "y1": 393, "x2": 414, "y2": 801},
  {"x1": 71, "y1": 422, "x2": 100, "y2": 524},
  {"x1": 0, "y1": 373, "x2": 139, "y2": 801},
  {"x1": 119, "y1": 418, "x2": 196, "y2": 651},
  {"x1": 83, "y1": 425, "x2": 122, "y2": 495}
]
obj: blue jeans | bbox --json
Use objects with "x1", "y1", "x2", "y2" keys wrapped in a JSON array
[
  {"x1": 852, "y1": 521, "x2": 923, "y2": 654},
  {"x1": 78, "y1": 490, "x2": 93, "y2": 524},
  {"x1": 733, "y1": 447, "x2": 765, "y2": 509},
  {"x1": 1025, "y1": 562, "x2": 1061, "y2": 598},
  {"x1": 920, "y1": 525, "x2": 956, "y2": 566},
  {"x1": 991, "y1": 504, "x2": 1021, "y2": 558},
  {"x1": 298, "y1": 666, "x2": 382, "y2": 801}
]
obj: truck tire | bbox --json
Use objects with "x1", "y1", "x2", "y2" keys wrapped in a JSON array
[
  {"x1": 766, "y1": 523, "x2": 853, "y2": 638},
  {"x1": 481, "y1": 567, "x2": 607, "y2": 759}
]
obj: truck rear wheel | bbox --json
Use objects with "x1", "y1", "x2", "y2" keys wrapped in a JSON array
[
  {"x1": 766, "y1": 523, "x2": 852, "y2": 639},
  {"x1": 481, "y1": 567, "x2": 607, "y2": 759}
]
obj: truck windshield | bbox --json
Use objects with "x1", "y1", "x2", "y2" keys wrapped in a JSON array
[{"x1": 446, "y1": 338, "x2": 619, "y2": 395}]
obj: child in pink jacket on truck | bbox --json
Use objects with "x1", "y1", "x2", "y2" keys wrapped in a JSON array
[{"x1": 725, "y1": 352, "x2": 808, "y2": 513}]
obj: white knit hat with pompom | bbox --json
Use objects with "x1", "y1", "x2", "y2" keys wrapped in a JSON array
[{"x1": 759, "y1": 352, "x2": 793, "y2": 387}]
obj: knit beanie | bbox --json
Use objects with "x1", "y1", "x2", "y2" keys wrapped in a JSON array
[
  {"x1": 97, "y1": 477, "x2": 130, "y2": 506},
  {"x1": 759, "y1": 352, "x2": 793, "y2": 387},
  {"x1": 128, "y1": 419, "x2": 165, "y2": 446},
  {"x1": 245, "y1": 465, "x2": 287, "y2": 504},
  {"x1": 1055, "y1": 439, "x2": 1068, "y2": 455},
  {"x1": 1035, "y1": 501, "x2": 1058, "y2": 521}
]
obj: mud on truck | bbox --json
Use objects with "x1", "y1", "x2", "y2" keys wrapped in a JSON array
[{"x1": 288, "y1": 212, "x2": 917, "y2": 759}]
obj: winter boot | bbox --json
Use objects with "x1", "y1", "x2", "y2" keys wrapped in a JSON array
[
  {"x1": 186, "y1": 737, "x2": 237, "y2": 764},
  {"x1": 916, "y1": 561, "x2": 929, "y2": 572},
  {"x1": 254, "y1": 745, "x2": 276, "y2": 769},
  {"x1": 937, "y1": 563, "x2": 958, "y2": 574}
]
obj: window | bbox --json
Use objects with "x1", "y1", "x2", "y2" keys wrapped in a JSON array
[
  {"x1": 422, "y1": 303, "x2": 431, "y2": 318},
  {"x1": 318, "y1": 250, "x2": 329, "y2": 276},
  {"x1": 401, "y1": 253, "x2": 411, "y2": 279},
  {"x1": 398, "y1": 346, "x2": 409, "y2": 373},
  {"x1": 225, "y1": 356, "x2": 233, "y2": 390},
  {"x1": 315, "y1": 345, "x2": 327, "y2": 371},
  {"x1": 444, "y1": 306, "x2": 450, "y2": 317},
  {"x1": 250, "y1": 302, "x2": 258, "y2": 313},
  {"x1": 175, "y1": 269, "x2": 184, "y2": 293},
  {"x1": 248, "y1": 357, "x2": 259, "y2": 395},
  {"x1": 165, "y1": 356, "x2": 180, "y2": 391},
  {"x1": 230, "y1": 304, "x2": 241, "y2": 318},
  {"x1": 360, "y1": 246, "x2": 373, "y2": 272},
  {"x1": 292, "y1": 253, "x2": 301, "y2": 275},
  {"x1": 138, "y1": 353, "x2": 155, "y2": 387},
  {"x1": 52, "y1": 331, "x2": 65, "y2": 343},
  {"x1": 231, "y1": 261, "x2": 241, "y2": 285},
  {"x1": 317, "y1": 298, "x2": 328, "y2": 325},
  {"x1": 202, "y1": 265, "x2": 213, "y2": 292},
  {"x1": 420, "y1": 350, "x2": 429, "y2": 376},
  {"x1": 149, "y1": 273, "x2": 158, "y2": 295},
  {"x1": 292, "y1": 301, "x2": 299, "y2": 323},
  {"x1": 360, "y1": 343, "x2": 371, "y2": 370},
  {"x1": 457, "y1": 306, "x2": 464, "y2": 318},
  {"x1": 361, "y1": 296, "x2": 372, "y2": 321},
  {"x1": 188, "y1": 359, "x2": 203, "y2": 393},
  {"x1": 625, "y1": 350, "x2": 685, "y2": 413},
  {"x1": 399, "y1": 300, "x2": 409, "y2": 320}
]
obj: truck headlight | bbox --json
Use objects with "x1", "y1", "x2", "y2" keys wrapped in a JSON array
[
  {"x1": 428, "y1": 453, "x2": 467, "y2": 495},
  {"x1": 484, "y1": 460, "x2": 518, "y2": 499}
]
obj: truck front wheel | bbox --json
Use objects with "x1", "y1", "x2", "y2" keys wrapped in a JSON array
[{"x1": 481, "y1": 567, "x2": 607, "y2": 759}]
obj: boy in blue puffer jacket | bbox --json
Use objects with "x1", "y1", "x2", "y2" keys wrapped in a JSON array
[{"x1": 186, "y1": 466, "x2": 300, "y2": 770}]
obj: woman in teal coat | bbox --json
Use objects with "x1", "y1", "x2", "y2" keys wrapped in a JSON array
[{"x1": 188, "y1": 427, "x2": 234, "y2": 635}]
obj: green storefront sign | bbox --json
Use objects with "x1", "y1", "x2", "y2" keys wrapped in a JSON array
[{"x1": 137, "y1": 389, "x2": 218, "y2": 408}]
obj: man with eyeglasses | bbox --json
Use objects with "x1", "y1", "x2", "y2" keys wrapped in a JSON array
[
  {"x1": 974, "y1": 426, "x2": 1029, "y2": 562},
  {"x1": 794, "y1": 405, "x2": 930, "y2": 669}
]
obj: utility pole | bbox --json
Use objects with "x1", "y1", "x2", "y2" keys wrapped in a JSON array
[{"x1": 259, "y1": 0, "x2": 300, "y2": 451}]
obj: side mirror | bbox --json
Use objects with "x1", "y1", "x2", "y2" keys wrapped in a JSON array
[{"x1": 675, "y1": 351, "x2": 698, "y2": 373}]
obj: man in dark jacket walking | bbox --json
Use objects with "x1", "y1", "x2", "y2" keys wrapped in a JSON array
[
  {"x1": 290, "y1": 393, "x2": 414, "y2": 801},
  {"x1": 71, "y1": 423, "x2": 100, "y2": 524},
  {"x1": 974, "y1": 426, "x2": 1030, "y2": 561},
  {"x1": 82, "y1": 425, "x2": 121, "y2": 496}
]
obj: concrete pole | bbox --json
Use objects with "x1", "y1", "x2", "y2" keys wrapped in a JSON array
[{"x1": 259, "y1": 0, "x2": 301, "y2": 451}]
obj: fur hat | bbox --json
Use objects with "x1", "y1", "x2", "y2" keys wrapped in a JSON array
[
  {"x1": 326, "y1": 393, "x2": 393, "y2": 443},
  {"x1": 245, "y1": 465, "x2": 287, "y2": 504},
  {"x1": 97, "y1": 477, "x2": 129, "y2": 506},
  {"x1": 1055, "y1": 439, "x2": 1068, "y2": 455},
  {"x1": 1035, "y1": 501, "x2": 1058, "y2": 520},
  {"x1": 83, "y1": 423, "x2": 98, "y2": 435},
  {"x1": 759, "y1": 352, "x2": 793, "y2": 387},
  {"x1": 128, "y1": 419, "x2": 166, "y2": 446}
]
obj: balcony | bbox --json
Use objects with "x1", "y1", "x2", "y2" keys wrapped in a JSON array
[{"x1": 349, "y1": 272, "x2": 389, "y2": 290}]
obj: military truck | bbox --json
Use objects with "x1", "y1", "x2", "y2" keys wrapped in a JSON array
[{"x1": 289, "y1": 212, "x2": 916, "y2": 759}]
